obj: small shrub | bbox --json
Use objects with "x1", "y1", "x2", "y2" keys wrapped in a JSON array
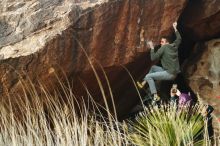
[{"x1": 128, "y1": 104, "x2": 210, "y2": 146}]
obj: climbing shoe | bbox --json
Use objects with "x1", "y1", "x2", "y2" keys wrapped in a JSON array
[
  {"x1": 151, "y1": 94, "x2": 161, "y2": 106},
  {"x1": 137, "y1": 81, "x2": 144, "y2": 89},
  {"x1": 153, "y1": 94, "x2": 160, "y2": 101}
]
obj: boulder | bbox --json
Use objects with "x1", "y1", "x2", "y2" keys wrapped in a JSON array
[
  {"x1": 0, "y1": 0, "x2": 187, "y2": 117},
  {"x1": 181, "y1": 0, "x2": 220, "y2": 41},
  {"x1": 184, "y1": 39, "x2": 220, "y2": 115}
]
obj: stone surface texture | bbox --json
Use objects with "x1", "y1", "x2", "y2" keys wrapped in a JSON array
[
  {"x1": 2, "y1": 0, "x2": 220, "y2": 118},
  {"x1": 0, "y1": 0, "x2": 187, "y2": 117},
  {"x1": 181, "y1": 0, "x2": 220, "y2": 40},
  {"x1": 184, "y1": 39, "x2": 220, "y2": 117}
]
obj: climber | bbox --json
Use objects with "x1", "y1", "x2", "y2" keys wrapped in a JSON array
[{"x1": 137, "y1": 22, "x2": 182, "y2": 102}]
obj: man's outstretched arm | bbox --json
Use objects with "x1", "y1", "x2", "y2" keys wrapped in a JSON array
[{"x1": 172, "y1": 22, "x2": 182, "y2": 48}]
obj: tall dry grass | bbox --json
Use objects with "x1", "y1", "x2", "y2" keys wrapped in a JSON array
[
  {"x1": 0, "y1": 77, "x2": 129, "y2": 146},
  {"x1": 0, "y1": 75, "x2": 219, "y2": 146}
]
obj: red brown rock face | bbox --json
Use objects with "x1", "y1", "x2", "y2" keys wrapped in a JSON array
[
  {"x1": 71, "y1": 0, "x2": 187, "y2": 116},
  {"x1": 0, "y1": 0, "x2": 187, "y2": 117},
  {"x1": 181, "y1": 0, "x2": 220, "y2": 40}
]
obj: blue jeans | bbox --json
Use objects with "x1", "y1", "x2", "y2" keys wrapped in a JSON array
[{"x1": 144, "y1": 65, "x2": 176, "y2": 94}]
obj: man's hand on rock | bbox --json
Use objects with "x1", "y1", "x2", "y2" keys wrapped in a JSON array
[
  {"x1": 173, "y1": 22, "x2": 178, "y2": 32},
  {"x1": 147, "y1": 41, "x2": 154, "y2": 49}
]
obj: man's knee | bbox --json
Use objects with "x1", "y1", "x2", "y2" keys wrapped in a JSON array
[
  {"x1": 150, "y1": 65, "x2": 157, "y2": 70},
  {"x1": 151, "y1": 65, "x2": 157, "y2": 68},
  {"x1": 144, "y1": 74, "x2": 152, "y2": 81}
]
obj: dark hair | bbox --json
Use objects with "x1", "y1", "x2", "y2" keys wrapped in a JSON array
[{"x1": 161, "y1": 36, "x2": 172, "y2": 43}]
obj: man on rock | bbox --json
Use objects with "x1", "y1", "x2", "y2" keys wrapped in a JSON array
[{"x1": 137, "y1": 22, "x2": 182, "y2": 103}]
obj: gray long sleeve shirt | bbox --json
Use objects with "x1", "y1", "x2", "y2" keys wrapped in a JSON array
[{"x1": 150, "y1": 31, "x2": 182, "y2": 74}]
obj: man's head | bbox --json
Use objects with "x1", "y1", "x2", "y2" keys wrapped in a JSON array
[{"x1": 160, "y1": 36, "x2": 172, "y2": 46}]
